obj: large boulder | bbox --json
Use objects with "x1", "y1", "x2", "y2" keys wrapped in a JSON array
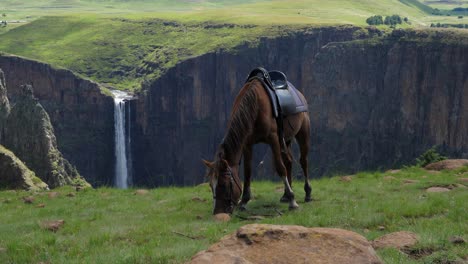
[
  {"x1": 189, "y1": 224, "x2": 382, "y2": 264},
  {"x1": 0, "y1": 144, "x2": 48, "y2": 191},
  {"x1": 425, "y1": 159, "x2": 468, "y2": 171},
  {"x1": 2, "y1": 84, "x2": 86, "y2": 188}
]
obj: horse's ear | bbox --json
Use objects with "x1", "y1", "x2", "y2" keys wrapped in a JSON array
[{"x1": 202, "y1": 159, "x2": 215, "y2": 169}]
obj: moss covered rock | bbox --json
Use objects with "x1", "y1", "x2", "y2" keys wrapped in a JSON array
[
  {"x1": 2, "y1": 84, "x2": 87, "y2": 188},
  {"x1": 0, "y1": 144, "x2": 48, "y2": 191}
]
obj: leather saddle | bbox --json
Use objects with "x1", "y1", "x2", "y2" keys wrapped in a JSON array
[{"x1": 245, "y1": 67, "x2": 308, "y2": 118}]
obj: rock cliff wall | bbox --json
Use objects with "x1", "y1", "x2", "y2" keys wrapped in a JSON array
[
  {"x1": 131, "y1": 28, "x2": 468, "y2": 186},
  {"x1": 3, "y1": 85, "x2": 82, "y2": 188},
  {"x1": 0, "y1": 56, "x2": 115, "y2": 186}
]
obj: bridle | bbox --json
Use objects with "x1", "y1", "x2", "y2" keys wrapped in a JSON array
[{"x1": 213, "y1": 164, "x2": 242, "y2": 212}]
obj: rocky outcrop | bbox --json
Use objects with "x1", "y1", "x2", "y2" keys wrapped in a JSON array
[
  {"x1": 0, "y1": 69, "x2": 9, "y2": 141},
  {"x1": 0, "y1": 144, "x2": 48, "y2": 191},
  {"x1": 131, "y1": 28, "x2": 468, "y2": 186},
  {"x1": 425, "y1": 159, "x2": 468, "y2": 170},
  {"x1": 2, "y1": 85, "x2": 82, "y2": 188},
  {"x1": 0, "y1": 55, "x2": 114, "y2": 186},
  {"x1": 189, "y1": 224, "x2": 382, "y2": 264}
]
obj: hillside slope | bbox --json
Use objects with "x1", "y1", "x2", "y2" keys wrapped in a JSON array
[{"x1": 0, "y1": 0, "x2": 460, "y2": 89}]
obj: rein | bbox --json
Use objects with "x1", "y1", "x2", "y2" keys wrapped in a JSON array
[{"x1": 214, "y1": 164, "x2": 242, "y2": 211}]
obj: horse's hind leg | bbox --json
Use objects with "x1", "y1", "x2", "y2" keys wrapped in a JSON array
[
  {"x1": 296, "y1": 114, "x2": 312, "y2": 202},
  {"x1": 269, "y1": 135, "x2": 298, "y2": 210},
  {"x1": 239, "y1": 144, "x2": 253, "y2": 211},
  {"x1": 280, "y1": 142, "x2": 293, "y2": 203}
]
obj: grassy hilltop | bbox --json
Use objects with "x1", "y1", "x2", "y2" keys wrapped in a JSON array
[
  {"x1": 0, "y1": 0, "x2": 467, "y2": 90},
  {"x1": 0, "y1": 166, "x2": 467, "y2": 263}
]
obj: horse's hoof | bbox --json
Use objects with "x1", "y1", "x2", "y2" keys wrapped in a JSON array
[
  {"x1": 280, "y1": 195, "x2": 289, "y2": 203},
  {"x1": 304, "y1": 196, "x2": 312, "y2": 203},
  {"x1": 289, "y1": 201, "x2": 299, "y2": 210}
]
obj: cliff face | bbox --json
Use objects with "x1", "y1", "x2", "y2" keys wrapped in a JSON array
[
  {"x1": 0, "y1": 70, "x2": 9, "y2": 141},
  {"x1": 308, "y1": 32, "x2": 468, "y2": 174},
  {"x1": 0, "y1": 56, "x2": 115, "y2": 186},
  {"x1": 131, "y1": 26, "x2": 372, "y2": 186},
  {"x1": 3, "y1": 85, "x2": 83, "y2": 188},
  {"x1": 132, "y1": 28, "x2": 468, "y2": 186}
]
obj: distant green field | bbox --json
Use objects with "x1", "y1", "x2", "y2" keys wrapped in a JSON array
[
  {"x1": 0, "y1": 0, "x2": 460, "y2": 25},
  {"x1": 0, "y1": 0, "x2": 466, "y2": 89},
  {"x1": 0, "y1": 166, "x2": 467, "y2": 263},
  {"x1": 424, "y1": 0, "x2": 468, "y2": 9},
  {"x1": 0, "y1": 15, "x2": 313, "y2": 90}
]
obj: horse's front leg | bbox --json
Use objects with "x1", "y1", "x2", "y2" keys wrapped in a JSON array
[
  {"x1": 270, "y1": 136, "x2": 298, "y2": 210},
  {"x1": 280, "y1": 142, "x2": 293, "y2": 203},
  {"x1": 239, "y1": 144, "x2": 253, "y2": 211}
]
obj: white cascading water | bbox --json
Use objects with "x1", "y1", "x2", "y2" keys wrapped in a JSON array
[{"x1": 111, "y1": 90, "x2": 133, "y2": 189}]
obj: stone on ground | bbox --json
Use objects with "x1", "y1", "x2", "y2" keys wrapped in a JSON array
[
  {"x1": 189, "y1": 224, "x2": 382, "y2": 264},
  {"x1": 340, "y1": 175, "x2": 353, "y2": 182},
  {"x1": 426, "y1": 187, "x2": 451, "y2": 193},
  {"x1": 41, "y1": 220, "x2": 65, "y2": 232},
  {"x1": 403, "y1": 179, "x2": 419, "y2": 184},
  {"x1": 425, "y1": 159, "x2": 468, "y2": 171},
  {"x1": 134, "y1": 189, "x2": 149, "y2": 195},
  {"x1": 449, "y1": 236, "x2": 465, "y2": 244},
  {"x1": 384, "y1": 176, "x2": 396, "y2": 181},
  {"x1": 372, "y1": 231, "x2": 418, "y2": 250},
  {"x1": 48, "y1": 192, "x2": 59, "y2": 198},
  {"x1": 22, "y1": 196, "x2": 35, "y2": 204},
  {"x1": 213, "y1": 213, "x2": 231, "y2": 222}
]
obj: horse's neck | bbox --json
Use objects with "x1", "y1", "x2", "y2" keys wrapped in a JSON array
[
  {"x1": 222, "y1": 131, "x2": 247, "y2": 167},
  {"x1": 222, "y1": 81, "x2": 259, "y2": 166}
]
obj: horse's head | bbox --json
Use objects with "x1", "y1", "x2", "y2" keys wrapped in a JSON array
[{"x1": 202, "y1": 154, "x2": 242, "y2": 215}]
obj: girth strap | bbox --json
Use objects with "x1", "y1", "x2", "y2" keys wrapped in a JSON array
[{"x1": 245, "y1": 68, "x2": 287, "y2": 151}]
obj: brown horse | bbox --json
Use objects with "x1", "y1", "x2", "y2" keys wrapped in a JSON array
[{"x1": 203, "y1": 77, "x2": 311, "y2": 215}]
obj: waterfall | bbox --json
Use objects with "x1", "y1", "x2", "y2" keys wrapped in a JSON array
[{"x1": 111, "y1": 90, "x2": 133, "y2": 189}]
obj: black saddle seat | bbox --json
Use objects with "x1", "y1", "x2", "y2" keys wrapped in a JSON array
[{"x1": 269, "y1": 71, "x2": 288, "y2": 90}]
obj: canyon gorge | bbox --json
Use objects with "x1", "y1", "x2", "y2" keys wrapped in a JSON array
[{"x1": 1, "y1": 26, "x2": 467, "y2": 187}]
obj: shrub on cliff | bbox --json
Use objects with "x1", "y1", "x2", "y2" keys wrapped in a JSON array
[{"x1": 415, "y1": 147, "x2": 447, "y2": 167}]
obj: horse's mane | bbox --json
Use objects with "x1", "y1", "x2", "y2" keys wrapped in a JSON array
[{"x1": 221, "y1": 79, "x2": 260, "y2": 158}]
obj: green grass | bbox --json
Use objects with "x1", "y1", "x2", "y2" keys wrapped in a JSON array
[{"x1": 0, "y1": 166, "x2": 467, "y2": 263}]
